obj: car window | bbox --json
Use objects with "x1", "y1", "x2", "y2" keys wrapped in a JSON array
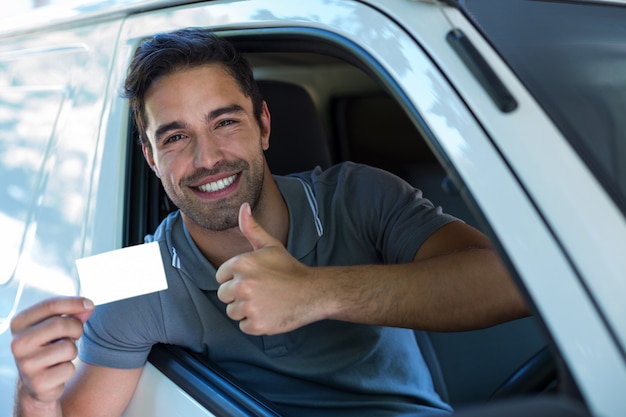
[{"x1": 461, "y1": 0, "x2": 626, "y2": 215}]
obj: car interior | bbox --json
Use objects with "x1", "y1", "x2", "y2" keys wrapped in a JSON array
[{"x1": 123, "y1": 31, "x2": 587, "y2": 416}]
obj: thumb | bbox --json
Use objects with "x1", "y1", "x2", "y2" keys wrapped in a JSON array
[{"x1": 239, "y1": 202, "x2": 280, "y2": 251}]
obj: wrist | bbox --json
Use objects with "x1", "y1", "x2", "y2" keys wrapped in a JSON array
[
  {"x1": 14, "y1": 380, "x2": 62, "y2": 417},
  {"x1": 308, "y1": 266, "x2": 344, "y2": 322}
]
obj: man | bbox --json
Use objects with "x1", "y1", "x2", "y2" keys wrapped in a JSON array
[{"x1": 11, "y1": 29, "x2": 528, "y2": 417}]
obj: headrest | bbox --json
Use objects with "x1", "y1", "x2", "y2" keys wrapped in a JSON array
[{"x1": 258, "y1": 80, "x2": 332, "y2": 175}]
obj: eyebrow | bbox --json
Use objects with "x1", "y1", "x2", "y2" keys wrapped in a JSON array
[
  {"x1": 153, "y1": 104, "x2": 247, "y2": 144},
  {"x1": 154, "y1": 121, "x2": 188, "y2": 143},
  {"x1": 205, "y1": 104, "x2": 246, "y2": 123}
]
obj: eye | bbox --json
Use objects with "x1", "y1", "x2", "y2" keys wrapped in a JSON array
[
  {"x1": 217, "y1": 119, "x2": 237, "y2": 128},
  {"x1": 165, "y1": 133, "x2": 186, "y2": 144}
]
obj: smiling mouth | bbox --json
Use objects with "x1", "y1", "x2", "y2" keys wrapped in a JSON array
[{"x1": 196, "y1": 174, "x2": 238, "y2": 193}]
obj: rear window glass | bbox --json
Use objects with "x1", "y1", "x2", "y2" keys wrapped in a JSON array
[{"x1": 462, "y1": 0, "x2": 626, "y2": 215}]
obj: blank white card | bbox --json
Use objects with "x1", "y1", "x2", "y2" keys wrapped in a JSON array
[{"x1": 76, "y1": 241, "x2": 168, "y2": 305}]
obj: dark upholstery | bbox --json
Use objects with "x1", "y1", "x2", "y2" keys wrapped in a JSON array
[
  {"x1": 333, "y1": 94, "x2": 479, "y2": 228},
  {"x1": 450, "y1": 397, "x2": 590, "y2": 417},
  {"x1": 258, "y1": 80, "x2": 332, "y2": 175}
]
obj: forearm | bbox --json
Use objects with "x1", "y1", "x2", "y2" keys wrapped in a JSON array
[{"x1": 316, "y1": 248, "x2": 529, "y2": 332}]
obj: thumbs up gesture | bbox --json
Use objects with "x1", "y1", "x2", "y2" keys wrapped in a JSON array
[{"x1": 216, "y1": 203, "x2": 323, "y2": 335}]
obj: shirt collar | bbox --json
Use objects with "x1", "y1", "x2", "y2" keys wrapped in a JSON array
[{"x1": 275, "y1": 174, "x2": 323, "y2": 260}]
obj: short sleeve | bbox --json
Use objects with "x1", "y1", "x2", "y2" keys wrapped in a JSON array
[
  {"x1": 79, "y1": 291, "x2": 167, "y2": 369},
  {"x1": 367, "y1": 167, "x2": 459, "y2": 263},
  {"x1": 320, "y1": 163, "x2": 459, "y2": 264}
]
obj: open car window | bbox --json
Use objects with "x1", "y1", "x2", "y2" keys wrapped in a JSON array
[{"x1": 123, "y1": 28, "x2": 556, "y2": 415}]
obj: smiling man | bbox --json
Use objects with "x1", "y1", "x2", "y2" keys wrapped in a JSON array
[
  {"x1": 11, "y1": 28, "x2": 528, "y2": 417},
  {"x1": 140, "y1": 63, "x2": 285, "y2": 267}
]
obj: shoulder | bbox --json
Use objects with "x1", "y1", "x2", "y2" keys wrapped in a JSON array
[
  {"x1": 288, "y1": 162, "x2": 410, "y2": 195},
  {"x1": 289, "y1": 161, "x2": 393, "y2": 180},
  {"x1": 79, "y1": 289, "x2": 165, "y2": 368}
]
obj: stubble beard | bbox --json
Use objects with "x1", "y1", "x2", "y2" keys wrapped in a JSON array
[{"x1": 164, "y1": 156, "x2": 265, "y2": 232}]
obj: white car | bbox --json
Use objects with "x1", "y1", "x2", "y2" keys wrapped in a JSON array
[{"x1": 1, "y1": 0, "x2": 624, "y2": 416}]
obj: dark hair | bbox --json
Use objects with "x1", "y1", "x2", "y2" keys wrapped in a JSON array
[{"x1": 123, "y1": 28, "x2": 263, "y2": 149}]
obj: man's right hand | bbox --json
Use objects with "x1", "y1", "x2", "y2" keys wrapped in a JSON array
[{"x1": 10, "y1": 297, "x2": 95, "y2": 415}]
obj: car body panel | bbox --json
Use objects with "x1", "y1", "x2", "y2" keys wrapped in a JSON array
[
  {"x1": 123, "y1": 362, "x2": 216, "y2": 417},
  {"x1": 0, "y1": 19, "x2": 122, "y2": 409}
]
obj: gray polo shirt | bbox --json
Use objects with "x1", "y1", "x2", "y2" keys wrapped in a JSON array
[{"x1": 81, "y1": 162, "x2": 456, "y2": 416}]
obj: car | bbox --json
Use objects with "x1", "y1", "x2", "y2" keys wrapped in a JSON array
[{"x1": 1, "y1": 0, "x2": 625, "y2": 416}]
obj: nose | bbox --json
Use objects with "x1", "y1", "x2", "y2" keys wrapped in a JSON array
[{"x1": 192, "y1": 134, "x2": 224, "y2": 169}]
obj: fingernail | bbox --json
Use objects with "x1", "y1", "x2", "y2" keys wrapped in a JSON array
[{"x1": 83, "y1": 298, "x2": 95, "y2": 309}]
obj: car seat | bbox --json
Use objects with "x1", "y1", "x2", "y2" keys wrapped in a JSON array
[{"x1": 258, "y1": 79, "x2": 333, "y2": 175}]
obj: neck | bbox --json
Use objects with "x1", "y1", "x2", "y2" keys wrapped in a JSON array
[{"x1": 183, "y1": 165, "x2": 288, "y2": 267}]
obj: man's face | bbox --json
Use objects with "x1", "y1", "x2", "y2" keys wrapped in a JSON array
[{"x1": 142, "y1": 64, "x2": 270, "y2": 231}]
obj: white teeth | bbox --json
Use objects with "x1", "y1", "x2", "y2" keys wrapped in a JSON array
[{"x1": 198, "y1": 174, "x2": 236, "y2": 193}]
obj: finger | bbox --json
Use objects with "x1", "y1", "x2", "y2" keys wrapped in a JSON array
[
  {"x1": 12, "y1": 315, "x2": 85, "y2": 360},
  {"x1": 238, "y1": 318, "x2": 254, "y2": 335},
  {"x1": 238, "y1": 318, "x2": 266, "y2": 336},
  {"x1": 11, "y1": 297, "x2": 95, "y2": 334},
  {"x1": 238, "y1": 202, "x2": 281, "y2": 251},
  {"x1": 225, "y1": 301, "x2": 245, "y2": 322},
  {"x1": 19, "y1": 338, "x2": 79, "y2": 378},
  {"x1": 216, "y1": 278, "x2": 234, "y2": 302},
  {"x1": 215, "y1": 257, "x2": 234, "y2": 285},
  {"x1": 25, "y1": 359, "x2": 77, "y2": 403}
]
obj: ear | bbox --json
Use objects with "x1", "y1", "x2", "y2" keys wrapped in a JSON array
[
  {"x1": 260, "y1": 100, "x2": 271, "y2": 151},
  {"x1": 141, "y1": 142, "x2": 160, "y2": 178}
]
